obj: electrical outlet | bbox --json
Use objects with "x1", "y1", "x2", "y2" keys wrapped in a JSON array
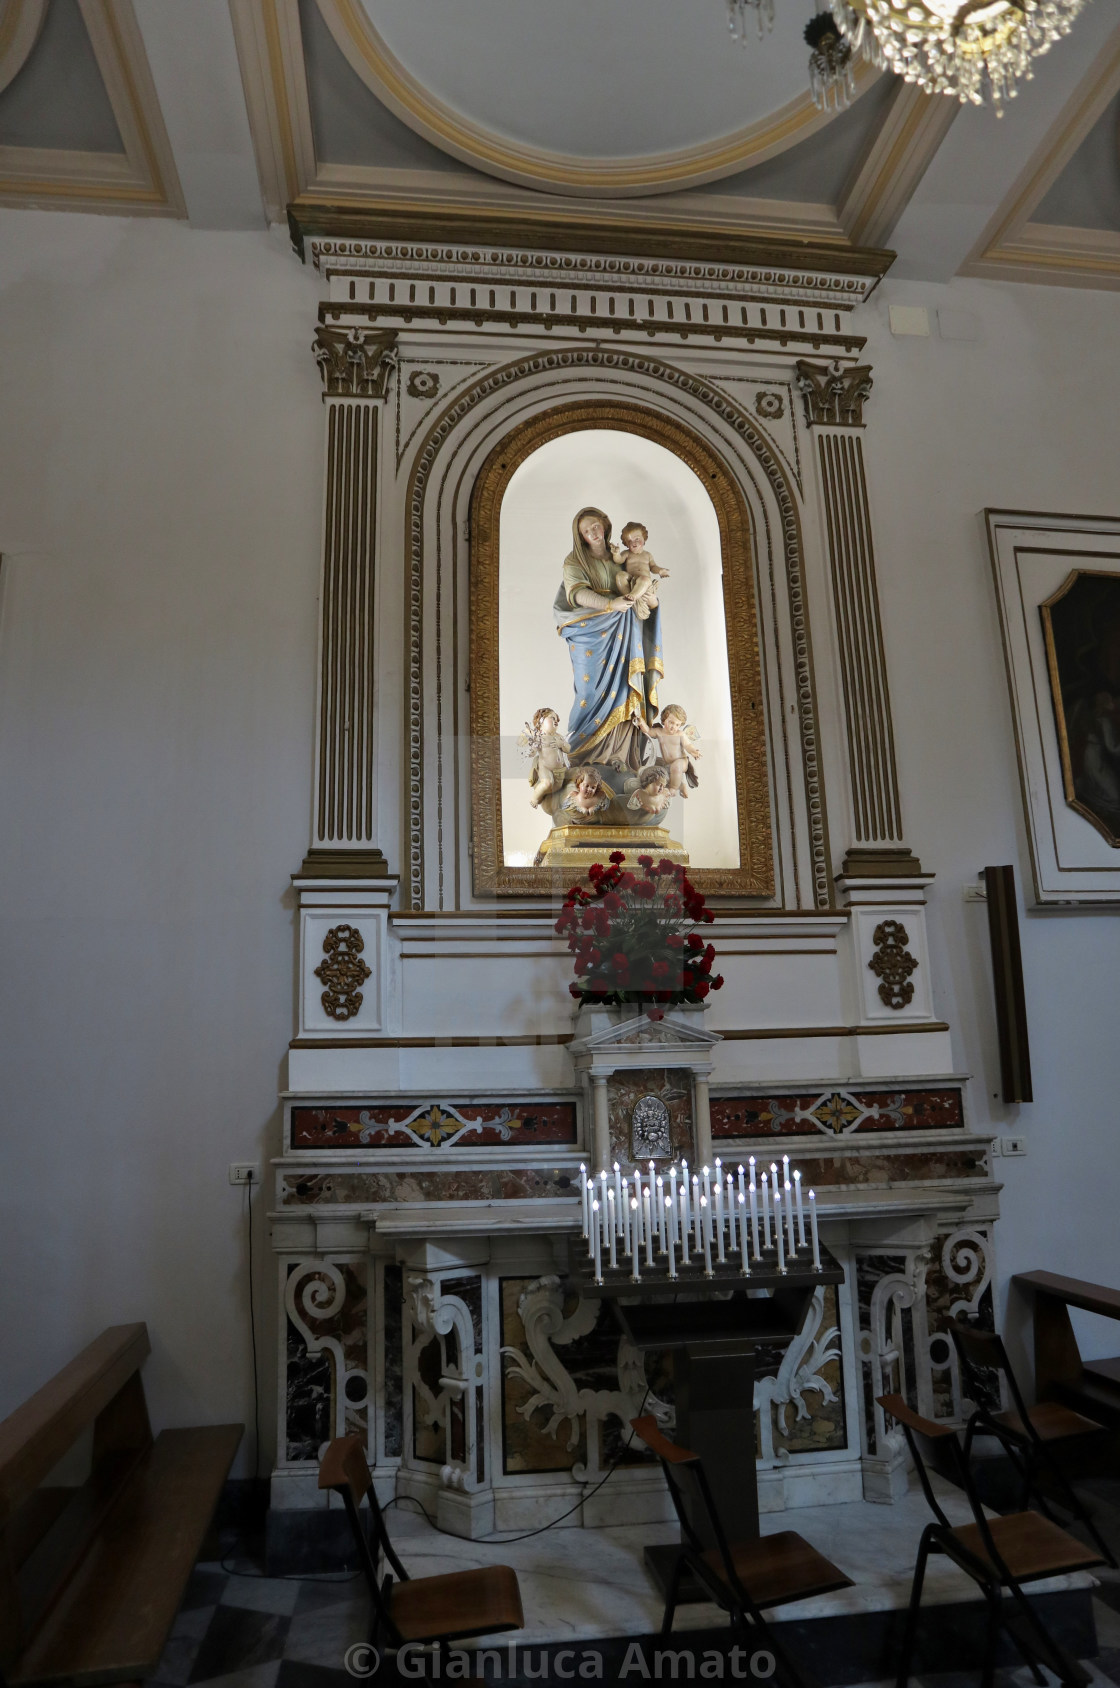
[
  {"x1": 1000, "y1": 1136, "x2": 1026, "y2": 1158},
  {"x1": 229, "y1": 1162, "x2": 259, "y2": 1186}
]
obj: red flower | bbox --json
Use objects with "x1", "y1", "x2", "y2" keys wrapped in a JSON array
[
  {"x1": 651, "y1": 960, "x2": 670, "y2": 979},
  {"x1": 683, "y1": 970, "x2": 695, "y2": 988},
  {"x1": 637, "y1": 855, "x2": 654, "y2": 870},
  {"x1": 602, "y1": 892, "x2": 622, "y2": 913},
  {"x1": 687, "y1": 933, "x2": 704, "y2": 950},
  {"x1": 620, "y1": 872, "x2": 637, "y2": 890},
  {"x1": 647, "y1": 1008, "x2": 664, "y2": 1021},
  {"x1": 704, "y1": 910, "x2": 715, "y2": 923},
  {"x1": 609, "y1": 851, "x2": 625, "y2": 864},
  {"x1": 589, "y1": 947, "x2": 602, "y2": 966},
  {"x1": 695, "y1": 980, "x2": 711, "y2": 999},
  {"x1": 568, "y1": 982, "x2": 582, "y2": 998},
  {"x1": 611, "y1": 952, "x2": 629, "y2": 972},
  {"x1": 711, "y1": 975, "x2": 725, "y2": 990},
  {"x1": 666, "y1": 934, "x2": 684, "y2": 949},
  {"x1": 658, "y1": 858, "x2": 676, "y2": 875}
]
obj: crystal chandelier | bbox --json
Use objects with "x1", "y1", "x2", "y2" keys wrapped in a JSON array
[
  {"x1": 829, "y1": 0, "x2": 1087, "y2": 110},
  {"x1": 723, "y1": 0, "x2": 1088, "y2": 112}
]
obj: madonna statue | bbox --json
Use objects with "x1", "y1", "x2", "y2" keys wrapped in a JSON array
[{"x1": 553, "y1": 507, "x2": 664, "y2": 772}]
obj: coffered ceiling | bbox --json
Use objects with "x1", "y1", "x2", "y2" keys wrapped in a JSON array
[{"x1": 0, "y1": 0, "x2": 1118, "y2": 287}]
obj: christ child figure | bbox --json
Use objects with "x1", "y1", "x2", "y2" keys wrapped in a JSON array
[
  {"x1": 562, "y1": 767, "x2": 614, "y2": 818},
  {"x1": 614, "y1": 521, "x2": 670, "y2": 621},
  {"x1": 626, "y1": 764, "x2": 673, "y2": 816},
  {"x1": 637, "y1": 704, "x2": 701, "y2": 798},
  {"x1": 520, "y1": 706, "x2": 571, "y2": 808}
]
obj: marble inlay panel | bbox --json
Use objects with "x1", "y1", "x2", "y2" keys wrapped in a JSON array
[
  {"x1": 711, "y1": 1087, "x2": 964, "y2": 1139},
  {"x1": 281, "y1": 1168, "x2": 576, "y2": 1205},
  {"x1": 291, "y1": 1100, "x2": 577, "y2": 1149},
  {"x1": 607, "y1": 1068, "x2": 693, "y2": 1166},
  {"x1": 285, "y1": 1296, "x2": 331, "y2": 1463},
  {"x1": 284, "y1": 1260, "x2": 368, "y2": 1460},
  {"x1": 733, "y1": 1149, "x2": 985, "y2": 1187}
]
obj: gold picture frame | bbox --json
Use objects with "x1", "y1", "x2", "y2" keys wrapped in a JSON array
[{"x1": 468, "y1": 401, "x2": 774, "y2": 897}]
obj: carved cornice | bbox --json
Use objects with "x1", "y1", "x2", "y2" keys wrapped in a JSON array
[
  {"x1": 796, "y1": 359, "x2": 873, "y2": 427},
  {"x1": 292, "y1": 204, "x2": 894, "y2": 308},
  {"x1": 313, "y1": 325, "x2": 399, "y2": 398}
]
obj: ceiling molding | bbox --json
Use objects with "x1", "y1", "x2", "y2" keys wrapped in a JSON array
[
  {"x1": 302, "y1": 162, "x2": 847, "y2": 244},
  {"x1": 312, "y1": 0, "x2": 882, "y2": 200},
  {"x1": 228, "y1": 0, "x2": 312, "y2": 223},
  {"x1": 959, "y1": 20, "x2": 1120, "y2": 288},
  {"x1": 838, "y1": 81, "x2": 958, "y2": 249},
  {"x1": 0, "y1": 0, "x2": 184, "y2": 215},
  {"x1": 0, "y1": 0, "x2": 46, "y2": 97}
]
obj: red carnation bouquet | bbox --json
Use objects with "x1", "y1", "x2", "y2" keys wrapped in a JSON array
[{"x1": 555, "y1": 853, "x2": 724, "y2": 1015}]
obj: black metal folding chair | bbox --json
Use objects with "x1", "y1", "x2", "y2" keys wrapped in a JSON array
[
  {"x1": 950, "y1": 1320, "x2": 1116, "y2": 1567},
  {"x1": 631, "y1": 1414, "x2": 851, "y2": 1688},
  {"x1": 878, "y1": 1392, "x2": 1104, "y2": 1688}
]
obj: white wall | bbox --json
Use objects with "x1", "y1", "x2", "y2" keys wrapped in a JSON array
[
  {"x1": 860, "y1": 277, "x2": 1120, "y2": 1372},
  {"x1": 0, "y1": 212, "x2": 322, "y2": 1469},
  {"x1": 1, "y1": 211, "x2": 1118, "y2": 1458}
]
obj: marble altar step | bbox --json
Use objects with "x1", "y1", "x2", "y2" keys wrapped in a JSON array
[{"x1": 378, "y1": 1475, "x2": 1101, "y2": 1682}]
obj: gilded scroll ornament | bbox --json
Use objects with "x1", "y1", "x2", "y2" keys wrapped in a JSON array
[
  {"x1": 313, "y1": 326, "x2": 399, "y2": 398},
  {"x1": 868, "y1": 919, "x2": 917, "y2": 1009},
  {"x1": 314, "y1": 924, "x2": 372, "y2": 1020},
  {"x1": 795, "y1": 358, "x2": 873, "y2": 427}
]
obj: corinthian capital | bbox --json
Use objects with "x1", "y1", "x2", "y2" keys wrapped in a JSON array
[
  {"x1": 313, "y1": 325, "x2": 399, "y2": 399},
  {"x1": 795, "y1": 358, "x2": 873, "y2": 427}
]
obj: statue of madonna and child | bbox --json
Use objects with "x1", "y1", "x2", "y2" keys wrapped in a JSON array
[{"x1": 519, "y1": 506, "x2": 701, "y2": 866}]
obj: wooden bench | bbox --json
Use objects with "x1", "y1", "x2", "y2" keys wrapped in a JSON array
[
  {"x1": 1013, "y1": 1270, "x2": 1120, "y2": 1473},
  {"x1": 0, "y1": 1323, "x2": 242, "y2": 1687}
]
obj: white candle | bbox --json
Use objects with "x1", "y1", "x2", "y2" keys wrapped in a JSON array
[
  {"x1": 739, "y1": 1194, "x2": 750, "y2": 1275},
  {"x1": 631, "y1": 1200, "x2": 641, "y2": 1281},
  {"x1": 680, "y1": 1161, "x2": 690, "y2": 1234},
  {"x1": 702, "y1": 1165, "x2": 711, "y2": 1208},
  {"x1": 623, "y1": 1188, "x2": 632, "y2": 1257},
  {"x1": 667, "y1": 1199, "x2": 677, "y2": 1279},
  {"x1": 693, "y1": 1176, "x2": 702, "y2": 1255},
  {"x1": 714, "y1": 1172, "x2": 725, "y2": 1261},
  {"x1": 726, "y1": 1174, "x2": 736, "y2": 1253},
  {"x1": 592, "y1": 1201, "x2": 602, "y2": 1282},
  {"x1": 782, "y1": 1155, "x2": 790, "y2": 1199},
  {"x1": 668, "y1": 1165, "x2": 679, "y2": 1244},
  {"x1": 632, "y1": 1172, "x2": 642, "y2": 1246},
  {"x1": 643, "y1": 1188, "x2": 654, "y2": 1268},
  {"x1": 785, "y1": 1178, "x2": 796, "y2": 1255},
  {"x1": 701, "y1": 1198, "x2": 713, "y2": 1276},
  {"x1": 775, "y1": 1191, "x2": 786, "y2": 1273},
  {"x1": 794, "y1": 1170, "x2": 806, "y2": 1247},
  {"x1": 656, "y1": 1178, "x2": 666, "y2": 1251},
  {"x1": 747, "y1": 1155, "x2": 755, "y2": 1198},
  {"x1": 580, "y1": 1164, "x2": 588, "y2": 1238},
  {"x1": 810, "y1": 1189, "x2": 821, "y2": 1271},
  {"x1": 749, "y1": 1173, "x2": 760, "y2": 1259},
  {"x1": 761, "y1": 1174, "x2": 771, "y2": 1248},
  {"x1": 614, "y1": 1162, "x2": 623, "y2": 1230},
  {"x1": 607, "y1": 1190, "x2": 617, "y2": 1270}
]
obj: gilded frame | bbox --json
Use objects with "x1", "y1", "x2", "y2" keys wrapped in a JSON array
[
  {"x1": 469, "y1": 401, "x2": 774, "y2": 897},
  {"x1": 1040, "y1": 567, "x2": 1120, "y2": 848}
]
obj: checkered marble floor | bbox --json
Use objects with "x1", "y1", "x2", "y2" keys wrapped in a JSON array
[{"x1": 146, "y1": 1501, "x2": 1120, "y2": 1688}]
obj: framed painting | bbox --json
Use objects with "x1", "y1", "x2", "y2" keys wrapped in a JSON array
[
  {"x1": 468, "y1": 402, "x2": 775, "y2": 897},
  {"x1": 986, "y1": 510, "x2": 1120, "y2": 904}
]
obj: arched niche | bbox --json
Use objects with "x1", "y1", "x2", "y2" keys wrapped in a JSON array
[{"x1": 468, "y1": 402, "x2": 774, "y2": 897}]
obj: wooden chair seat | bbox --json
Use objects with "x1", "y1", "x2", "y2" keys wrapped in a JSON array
[
  {"x1": 699, "y1": 1531, "x2": 853, "y2": 1611},
  {"x1": 992, "y1": 1401, "x2": 1103, "y2": 1444},
  {"x1": 389, "y1": 1564, "x2": 524, "y2": 1643},
  {"x1": 951, "y1": 1508, "x2": 1104, "y2": 1583}
]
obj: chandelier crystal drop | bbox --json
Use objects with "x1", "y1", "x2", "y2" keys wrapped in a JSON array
[
  {"x1": 726, "y1": 0, "x2": 776, "y2": 43},
  {"x1": 827, "y1": 0, "x2": 1088, "y2": 111},
  {"x1": 804, "y1": 11, "x2": 856, "y2": 108}
]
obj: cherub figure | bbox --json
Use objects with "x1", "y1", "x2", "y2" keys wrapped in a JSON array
[
  {"x1": 613, "y1": 521, "x2": 670, "y2": 621},
  {"x1": 626, "y1": 764, "x2": 673, "y2": 817},
  {"x1": 561, "y1": 767, "x2": 614, "y2": 818},
  {"x1": 519, "y1": 706, "x2": 571, "y2": 808},
  {"x1": 637, "y1": 704, "x2": 701, "y2": 798}
]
